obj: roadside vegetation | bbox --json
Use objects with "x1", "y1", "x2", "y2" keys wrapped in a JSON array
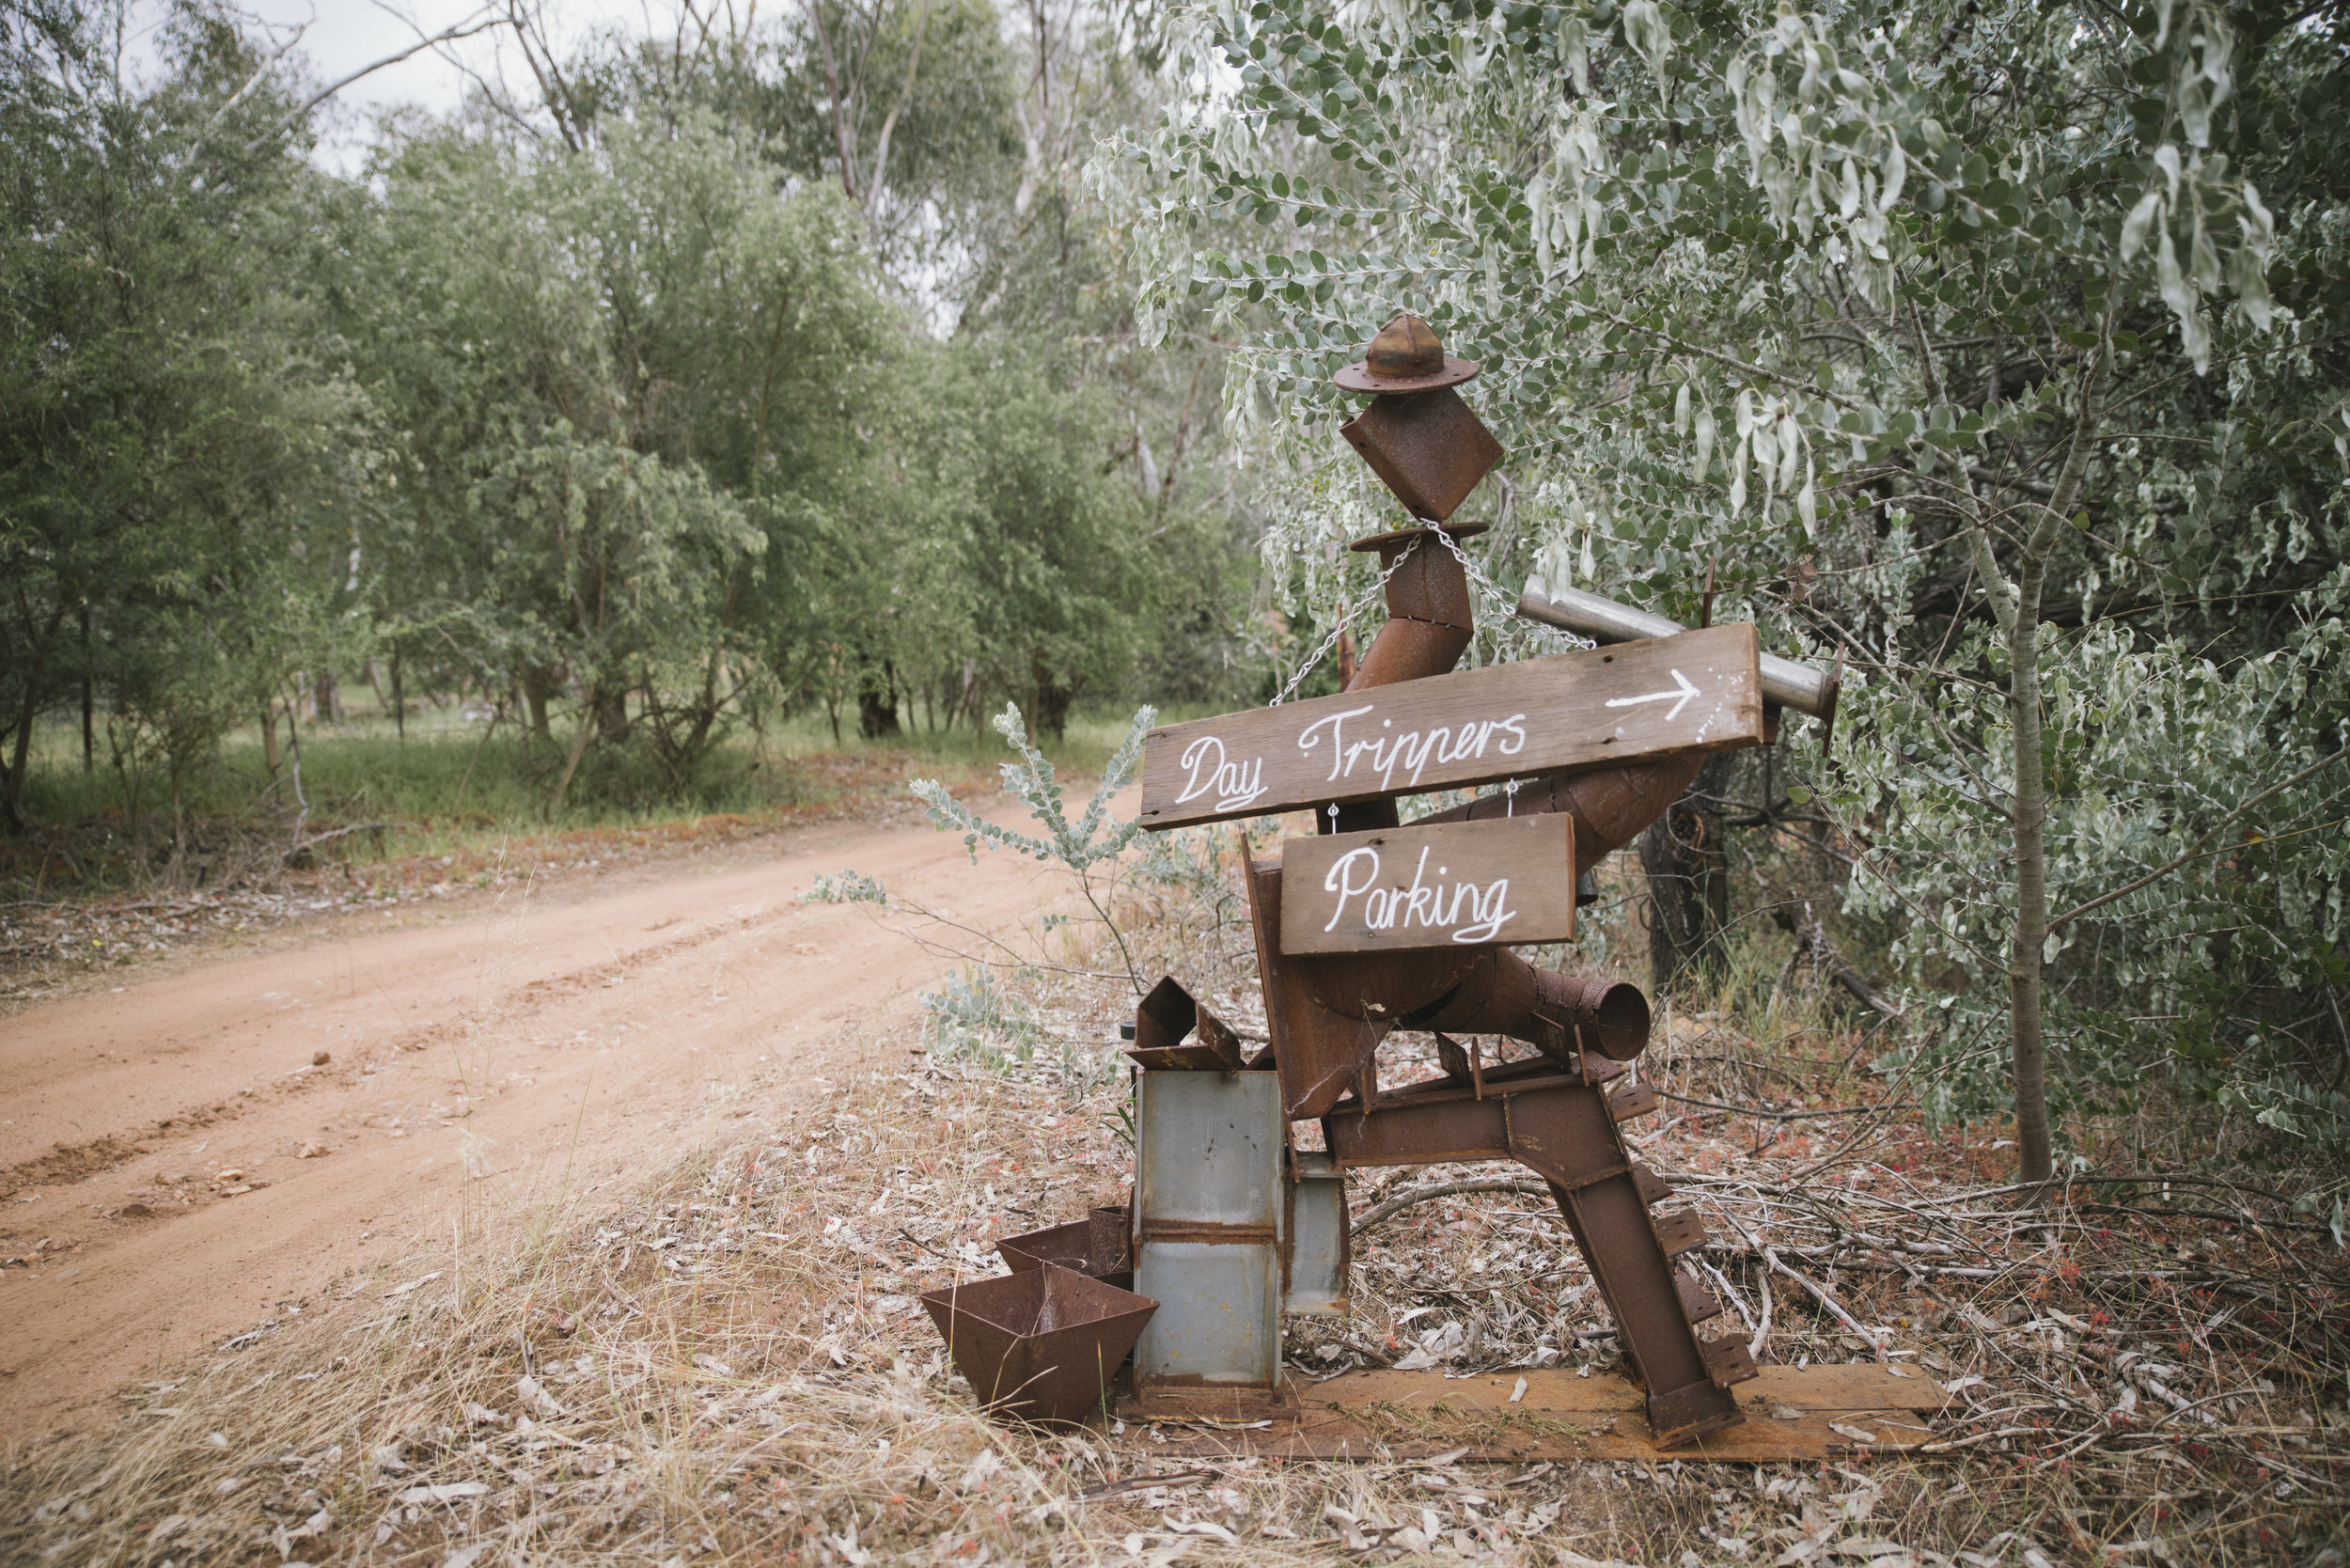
[
  {"x1": 7, "y1": 0, "x2": 2350, "y2": 1556},
  {"x1": 4, "y1": 807, "x2": 2342, "y2": 1566}
]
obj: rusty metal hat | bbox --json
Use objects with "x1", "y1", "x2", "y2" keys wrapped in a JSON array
[{"x1": 1333, "y1": 312, "x2": 1480, "y2": 393}]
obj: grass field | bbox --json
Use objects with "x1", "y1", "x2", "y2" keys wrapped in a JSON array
[{"x1": 3, "y1": 696, "x2": 1174, "y2": 897}]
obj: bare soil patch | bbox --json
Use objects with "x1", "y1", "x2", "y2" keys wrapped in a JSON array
[{"x1": 0, "y1": 789, "x2": 1058, "y2": 1434}]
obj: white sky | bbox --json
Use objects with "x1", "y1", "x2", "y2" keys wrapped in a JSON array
[{"x1": 233, "y1": 1, "x2": 655, "y2": 172}]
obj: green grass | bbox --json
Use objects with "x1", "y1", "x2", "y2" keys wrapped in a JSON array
[{"x1": 6, "y1": 695, "x2": 1182, "y2": 893}]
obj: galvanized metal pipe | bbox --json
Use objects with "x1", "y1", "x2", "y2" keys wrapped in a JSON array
[{"x1": 1516, "y1": 574, "x2": 1840, "y2": 722}]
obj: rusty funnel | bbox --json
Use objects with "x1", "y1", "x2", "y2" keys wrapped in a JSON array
[
  {"x1": 919, "y1": 1264, "x2": 1158, "y2": 1427},
  {"x1": 996, "y1": 1218, "x2": 1092, "y2": 1275},
  {"x1": 995, "y1": 1205, "x2": 1133, "y2": 1288}
]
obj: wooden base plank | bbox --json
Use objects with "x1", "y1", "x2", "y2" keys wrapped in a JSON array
[{"x1": 1125, "y1": 1366, "x2": 1946, "y2": 1465}]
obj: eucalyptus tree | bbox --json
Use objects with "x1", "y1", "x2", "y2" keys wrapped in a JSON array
[
  {"x1": 0, "y1": 2, "x2": 374, "y2": 845},
  {"x1": 348, "y1": 115, "x2": 906, "y2": 807},
  {"x1": 1102, "y1": 0, "x2": 2350, "y2": 1177}
]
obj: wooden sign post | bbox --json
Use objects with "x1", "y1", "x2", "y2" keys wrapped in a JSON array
[
  {"x1": 1277, "y1": 815, "x2": 1574, "y2": 955},
  {"x1": 1139, "y1": 623, "x2": 1764, "y2": 830},
  {"x1": 1114, "y1": 315, "x2": 1766, "y2": 1450}
]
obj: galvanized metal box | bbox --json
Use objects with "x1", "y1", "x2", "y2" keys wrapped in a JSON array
[{"x1": 1131, "y1": 1068, "x2": 1287, "y2": 1391}]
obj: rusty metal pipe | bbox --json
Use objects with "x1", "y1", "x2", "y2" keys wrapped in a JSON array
[
  {"x1": 1408, "y1": 754, "x2": 1706, "y2": 877},
  {"x1": 1394, "y1": 953, "x2": 1651, "y2": 1061},
  {"x1": 1322, "y1": 525, "x2": 1478, "y2": 834},
  {"x1": 1346, "y1": 526, "x2": 1475, "y2": 696}
]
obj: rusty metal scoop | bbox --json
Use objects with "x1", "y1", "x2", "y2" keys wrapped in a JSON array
[
  {"x1": 997, "y1": 1205, "x2": 1132, "y2": 1284},
  {"x1": 918, "y1": 1264, "x2": 1158, "y2": 1427}
]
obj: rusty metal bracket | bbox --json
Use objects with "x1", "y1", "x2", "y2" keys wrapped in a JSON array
[
  {"x1": 1128, "y1": 976, "x2": 1248, "y2": 1072},
  {"x1": 1322, "y1": 1080, "x2": 1746, "y2": 1448}
]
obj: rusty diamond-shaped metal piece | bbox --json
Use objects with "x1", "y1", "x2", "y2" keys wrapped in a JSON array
[{"x1": 1339, "y1": 386, "x2": 1503, "y2": 523}]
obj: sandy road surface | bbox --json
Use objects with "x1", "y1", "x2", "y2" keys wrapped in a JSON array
[{"x1": 0, "y1": 808, "x2": 1069, "y2": 1433}]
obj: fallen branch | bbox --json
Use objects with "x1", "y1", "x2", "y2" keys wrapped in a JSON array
[
  {"x1": 1081, "y1": 1470, "x2": 1216, "y2": 1501},
  {"x1": 1769, "y1": 902, "x2": 1904, "y2": 1022},
  {"x1": 281, "y1": 823, "x2": 391, "y2": 864},
  {"x1": 1763, "y1": 1252, "x2": 1888, "y2": 1359},
  {"x1": 1653, "y1": 1090, "x2": 1918, "y2": 1122},
  {"x1": 1352, "y1": 1177, "x2": 1555, "y2": 1233},
  {"x1": 1917, "y1": 1425, "x2": 2043, "y2": 1453}
]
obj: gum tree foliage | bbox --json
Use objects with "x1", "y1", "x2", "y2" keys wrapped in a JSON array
[
  {"x1": 347, "y1": 117, "x2": 899, "y2": 809},
  {"x1": 1098, "y1": 0, "x2": 2350, "y2": 1175},
  {"x1": 6, "y1": 0, "x2": 1253, "y2": 850},
  {"x1": 0, "y1": 3, "x2": 376, "y2": 839},
  {"x1": 397, "y1": 4, "x2": 1237, "y2": 745}
]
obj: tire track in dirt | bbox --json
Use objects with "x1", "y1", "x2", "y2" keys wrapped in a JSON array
[
  {"x1": 0, "y1": 910, "x2": 774, "y2": 1201},
  {"x1": 0, "y1": 806, "x2": 1071, "y2": 1432}
]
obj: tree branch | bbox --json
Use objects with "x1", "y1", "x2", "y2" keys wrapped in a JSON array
[
  {"x1": 807, "y1": 0, "x2": 858, "y2": 201},
  {"x1": 247, "y1": 10, "x2": 509, "y2": 150},
  {"x1": 2049, "y1": 745, "x2": 2350, "y2": 931},
  {"x1": 862, "y1": 0, "x2": 933, "y2": 226}
]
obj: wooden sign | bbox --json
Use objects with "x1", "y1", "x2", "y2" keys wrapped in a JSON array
[
  {"x1": 1278, "y1": 815, "x2": 1575, "y2": 955},
  {"x1": 1140, "y1": 622, "x2": 1763, "y2": 830}
]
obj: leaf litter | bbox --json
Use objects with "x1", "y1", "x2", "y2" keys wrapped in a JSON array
[{"x1": 2, "y1": 886, "x2": 2346, "y2": 1565}]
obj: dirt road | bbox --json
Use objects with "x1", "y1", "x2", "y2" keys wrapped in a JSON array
[{"x1": 0, "y1": 806, "x2": 1070, "y2": 1432}]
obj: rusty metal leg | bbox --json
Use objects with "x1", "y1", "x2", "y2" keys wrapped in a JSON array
[
  {"x1": 1502, "y1": 1086, "x2": 1744, "y2": 1447},
  {"x1": 1324, "y1": 1079, "x2": 1747, "y2": 1449}
]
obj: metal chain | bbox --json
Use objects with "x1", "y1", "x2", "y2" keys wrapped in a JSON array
[
  {"x1": 1427, "y1": 525, "x2": 1597, "y2": 652},
  {"x1": 1267, "y1": 532, "x2": 1423, "y2": 705},
  {"x1": 1270, "y1": 523, "x2": 1596, "y2": 706}
]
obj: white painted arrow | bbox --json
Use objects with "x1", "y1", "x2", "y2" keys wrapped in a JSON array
[{"x1": 1604, "y1": 666, "x2": 1700, "y2": 723}]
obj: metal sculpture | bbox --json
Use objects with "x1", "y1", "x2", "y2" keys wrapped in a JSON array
[{"x1": 935, "y1": 312, "x2": 1841, "y2": 1450}]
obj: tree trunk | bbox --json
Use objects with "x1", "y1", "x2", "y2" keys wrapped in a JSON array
[
  {"x1": 856, "y1": 662, "x2": 901, "y2": 738},
  {"x1": 1030, "y1": 657, "x2": 1074, "y2": 743},
  {"x1": 2008, "y1": 562, "x2": 2055, "y2": 1188},
  {"x1": 260, "y1": 703, "x2": 281, "y2": 781},
  {"x1": 390, "y1": 645, "x2": 404, "y2": 742},
  {"x1": 1639, "y1": 752, "x2": 1734, "y2": 991},
  {"x1": 522, "y1": 667, "x2": 556, "y2": 740},
  {"x1": 592, "y1": 682, "x2": 630, "y2": 744},
  {"x1": 6, "y1": 594, "x2": 70, "y2": 834},
  {"x1": 1982, "y1": 319, "x2": 2107, "y2": 1189},
  {"x1": 545, "y1": 704, "x2": 595, "y2": 821},
  {"x1": 80, "y1": 604, "x2": 93, "y2": 773}
]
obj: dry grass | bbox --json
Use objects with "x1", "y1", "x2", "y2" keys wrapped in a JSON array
[
  {"x1": 0, "y1": 755, "x2": 993, "y2": 1011},
  {"x1": 5, "y1": 850, "x2": 2348, "y2": 1567}
]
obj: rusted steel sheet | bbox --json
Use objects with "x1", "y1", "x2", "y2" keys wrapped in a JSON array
[
  {"x1": 997, "y1": 1208, "x2": 1132, "y2": 1283},
  {"x1": 1607, "y1": 1081, "x2": 1662, "y2": 1121},
  {"x1": 1650, "y1": 1207, "x2": 1709, "y2": 1256},
  {"x1": 1632, "y1": 1161, "x2": 1673, "y2": 1205},
  {"x1": 1323, "y1": 1081, "x2": 1747, "y2": 1447},
  {"x1": 996, "y1": 1217, "x2": 1091, "y2": 1275},
  {"x1": 1242, "y1": 851, "x2": 1392, "y2": 1121},
  {"x1": 1339, "y1": 386, "x2": 1504, "y2": 523},
  {"x1": 1127, "y1": 975, "x2": 1246, "y2": 1072},
  {"x1": 1277, "y1": 815, "x2": 1575, "y2": 955},
  {"x1": 1139, "y1": 624, "x2": 1764, "y2": 830},
  {"x1": 917, "y1": 1264, "x2": 1157, "y2": 1427}
]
